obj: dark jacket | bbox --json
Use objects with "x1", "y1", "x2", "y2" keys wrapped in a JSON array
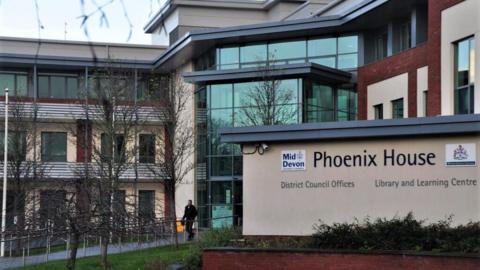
[{"x1": 183, "y1": 205, "x2": 198, "y2": 220}]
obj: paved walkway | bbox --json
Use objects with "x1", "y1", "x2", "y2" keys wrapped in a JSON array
[{"x1": 0, "y1": 235, "x2": 188, "y2": 270}]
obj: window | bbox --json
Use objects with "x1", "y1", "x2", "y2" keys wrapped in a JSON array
[
  {"x1": 337, "y1": 36, "x2": 359, "y2": 69},
  {"x1": 268, "y1": 40, "x2": 307, "y2": 65},
  {"x1": 39, "y1": 190, "x2": 66, "y2": 229},
  {"x1": 454, "y1": 37, "x2": 475, "y2": 114},
  {"x1": 213, "y1": 36, "x2": 358, "y2": 71},
  {"x1": 337, "y1": 89, "x2": 357, "y2": 121},
  {"x1": 308, "y1": 38, "x2": 337, "y2": 68},
  {"x1": 374, "y1": 104, "x2": 383, "y2": 120},
  {"x1": 306, "y1": 83, "x2": 334, "y2": 122},
  {"x1": 240, "y1": 44, "x2": 267, "y2": 68},
  {"x1": 0, "y1": 131, "x2": 26, "y2": 161},
  {"x1": 217, "y1": 47, "x2": 239, "y2": 70},
  {"x1": 139, "y1": 134, "x2": 155, "y2": 163},
  {"x1": 399, "y1": 21, "x2": 411, "y2": 52},
  {"x1": 113, "y1": 190, "x2": 126, "y2": 228},
  {"x1": 41, "y1": 132, "x2": 67, "y2": 161},
  {"x1": 138, "y1": 190, "x2": 155, "y2": 221},
  {"x1": 101, "y1": 134, "x2": 125, "y2": 162},
  {"x1": 391, "y1": 98, "x2": 404, "y2": 119},
  {"x1": 0, "y1": 73, "x2": 28, "y2": 97},
  {"x1": 38, "y1": 75, "x2": 79, "y2": 99},
  {"x1": 423, "y1": 90, "x2": 428, "y2": 116},
  {"x1": 375, "y1": 31, "x2": 388, "y2": 60}
]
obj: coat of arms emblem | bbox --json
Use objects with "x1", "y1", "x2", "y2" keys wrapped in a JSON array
[{"x1": 453, "y1": 145, "x2": 468, "y2": 160}]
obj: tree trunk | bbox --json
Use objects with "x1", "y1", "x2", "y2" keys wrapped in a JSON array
[
  {"x1": 67, "y1": 232, "x2": 80, "y2": 270},
  {"x1": 100, "y1": 236, "x2": 109, "y2": 270}
]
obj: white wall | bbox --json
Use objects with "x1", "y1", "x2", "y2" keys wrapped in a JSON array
[
  {"x1": 417, "y1": 66, "x2": 429, "y2": 117},
  {"x1": 367, "y1": 73, "x2": 409, "y2": 119},
  {"x1": 441, "y1": 0, "x2": 480, "y2": 115}
]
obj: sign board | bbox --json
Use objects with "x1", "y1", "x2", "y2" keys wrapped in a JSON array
[
  {"x1": 445, "y1": 143, "x2": 476, "y2": 166},
  {"x1": 243, "y1": 136, "x2": 479, "y2": 236},
  {"x1": 281, "y1": 150, "x2": 306, "y2": 171}
]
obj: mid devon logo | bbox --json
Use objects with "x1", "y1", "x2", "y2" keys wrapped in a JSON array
[
  {"x1": 281, "y1": 150, "x2": 306, "y2": 171},
  {"x1": 445, "y1": 143, "x2": 476, "y2": 166}
]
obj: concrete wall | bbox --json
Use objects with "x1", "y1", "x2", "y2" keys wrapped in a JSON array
[
  {"x1": 367, "y1": 73, "x2": 408, "y2": 119},
  {"x1": 242, "y1": 136, "x2": 479, "y2": 236},
  {"x1": 440, "y1": 0, "x2": 480, "y2": 115}
]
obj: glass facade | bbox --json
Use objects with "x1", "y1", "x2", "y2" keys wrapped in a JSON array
[
  {"x1": 454, "y1": 37, "x2": 475, "y2": 115},
  {"x1": 38, "y1": 75, "x2": 79, "y2": 99},
  {"x1": 0, "y1": 73, "x2": 28, "y2": 97},
  {"x1": 211, "y1": 36, "x2": 358, "y2": 70},
  {"x1": 195, "y1": 78, "x2": 357, "y2": 227}
]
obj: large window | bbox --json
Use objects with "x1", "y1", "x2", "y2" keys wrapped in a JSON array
[
  {"x1": 39, "y1": 190, "x2": 66, "y2": 229},
  {"x1": 138, "y1": 190, "x2": 155, "y2": 221},
  {"x1": 214, "y1": 35, "x2": 358, "y2": 70},
  {"x1": 268, "y1": 40, "x2": 307, "y2": 65},
  {"x1": 454, "y1": 37, "x2": 475, "y2": 114},
  {"x1": 38, "y1": 75, "x2": 78, "y2": 99},
  {"x1": 392, "y1": 98, "x2": 404, "y2": 119},
  {"x1": 139, "y1": 134, "x2": 155, "y2": 163},
  {"x1": 0, "y1": 131, "x2": 26, "y2": 161},
  {"x1": 101, "y1": 134, "x2": 125, "y2": 162},
  {"x1": 0, "y1": 73, "x2": 28, "y2": 97},
  {"x1": 375, "y1": 30, "x2": 388, "y2": 61},
  {"x1": 41, "y1": 132, "x2": 67, "y2": 162}
]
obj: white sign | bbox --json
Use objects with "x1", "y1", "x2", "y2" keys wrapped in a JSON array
[
  {"x1": 281, "y1": 150, "x2": 306, "y2": 171},
  {"x1": 445, "y1": 143, "x2": 476, "y2": 166}
]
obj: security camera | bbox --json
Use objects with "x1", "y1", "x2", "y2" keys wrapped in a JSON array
[{"x1": 261, "y1": 143, "x2": 269, "y2": 151}]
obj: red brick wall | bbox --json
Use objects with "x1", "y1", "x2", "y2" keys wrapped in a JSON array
[
  {"x1": 357, "y1": 0, "x2": 466, "y2": 120},
  {"x1": 76, "y1": 119, "x2": 92, "y2": 162},
  {"x1": 203, "y1": 249, "x2": 480, "y2": 270},
  {"x1": 357, "y1": 45, "x2": 427, "y2": 119}
]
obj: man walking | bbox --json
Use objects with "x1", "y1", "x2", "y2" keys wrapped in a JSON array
[{"x1": 182, "y1": 200, "x2": 197, "y2": 240}]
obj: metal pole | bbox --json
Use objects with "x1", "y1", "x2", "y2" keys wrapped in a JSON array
[{"x1": 1, "y1": 88, "x2": 9, "y2": 257}]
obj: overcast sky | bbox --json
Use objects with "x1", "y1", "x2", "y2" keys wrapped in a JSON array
[{"x1": 0, "y1": 0, "x2": 166, "y2": 44}]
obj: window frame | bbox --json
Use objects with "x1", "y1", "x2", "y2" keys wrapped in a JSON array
[
  {"x1": 454, "y1": 36, "x2": 475, "y2": 115},
  {"x1": 391, "y1": 98, "x2": 404, "y2": 119},
  {"x1": 41, "y1": 132, "x2": 68, "y2": 162},
  {"x1": 38, "y1": 74, "x2": 79, "y2": 99}
]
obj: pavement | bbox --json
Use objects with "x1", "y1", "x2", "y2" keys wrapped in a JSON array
[{"x1": 0, "y1": 234, "x2": 189, "y2": 270}]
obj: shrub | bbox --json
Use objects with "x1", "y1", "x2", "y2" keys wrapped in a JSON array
[
  {"x1": 311, "y1": 212, "x2": 480, "y2": 253},
  {"x1": 183, "y1": 227, "x2": 242, "y2": 270}
]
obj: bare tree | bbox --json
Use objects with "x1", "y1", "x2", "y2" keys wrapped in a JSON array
[
  {"x1": 146, "y1": 72, "x2": 195, "y2": 248},
  {"x1": 237, "y1": 65, "x2": 297, "y2": 127},
  {"x1": 1, "y1": 100, "x2": 45, "y2": 255},
  {"x1": 73, "y1": 64, "x2": 141, "y2": 269}
]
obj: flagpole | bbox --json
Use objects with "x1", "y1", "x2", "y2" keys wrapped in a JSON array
[{"x1": 1, "y1": 88, "x2": 9, "y2": 257}]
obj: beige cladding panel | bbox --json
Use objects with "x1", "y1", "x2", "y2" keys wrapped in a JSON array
[
  {"x1": 417, "y1": 66, "x2": 428, "y2": 117},
  {"x1": 243, "y1": 136, "x2": 480, "y2": 236},
  {"x1": 178, "y1": 6, "x2": 268, "y2": 28},
  {"x1": 441, "y1": 0, "x2": 480, "y2": 115},
  {"x1": 367, "y1": 73, "x2": 408, "y2": 119},
  {"x1": 119, "y1": 183, "x2": 166, "y2": 219},
  {"x1": 32, "y1": 123, "x2": 77, "y2": 162}
]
